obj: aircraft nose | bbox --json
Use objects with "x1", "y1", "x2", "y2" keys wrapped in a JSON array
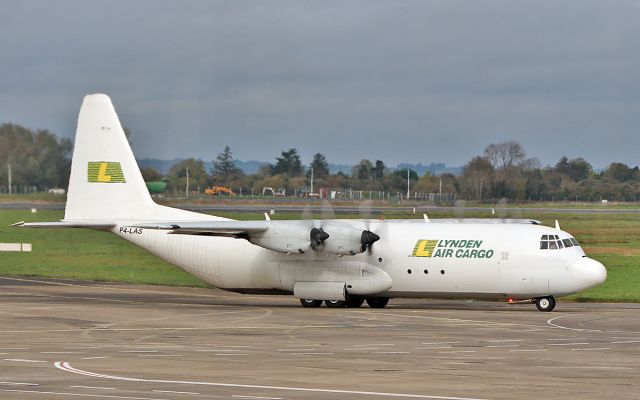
[{"x1": 572, "y1": 257, "x2": 607, "y2": 289}]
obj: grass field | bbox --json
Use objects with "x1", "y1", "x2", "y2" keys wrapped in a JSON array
[{"x1": 1, "y1": 208, "x2": 638, "y2": 302}]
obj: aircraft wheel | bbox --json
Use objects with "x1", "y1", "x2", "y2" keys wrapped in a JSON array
[
  {"x1": 366, "y1": 297, "x2": 389, "y2": 308},
  {"x1": 345, "y1": 295, "x2": 365, "y2": 308},
  {"x1": 535, "y1": 296, "x2": 556, "y2": 312},
  {"x1": 299, "y1": 299, "x2": 323, "y2": 308},
  {"x1": 325, "y1": 300, "x2": 346, "y2": 308}
]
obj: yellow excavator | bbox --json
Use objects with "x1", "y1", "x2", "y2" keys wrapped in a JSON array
[{"x1": 205, "y1": 186, "x2": 236, "y2": 196}]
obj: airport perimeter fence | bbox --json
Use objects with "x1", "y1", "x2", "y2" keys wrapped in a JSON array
[{"x1": 0, "y1": 185, "x2": 40, "y2": 194}]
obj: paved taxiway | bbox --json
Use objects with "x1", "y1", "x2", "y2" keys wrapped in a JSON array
[{"x1": 0, "y1": 276, "x2": 639, "y2": 400}]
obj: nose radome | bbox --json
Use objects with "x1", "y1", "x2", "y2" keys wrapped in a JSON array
[{"x1": 573, "y1": 257, "x2": 607, "y2": 289}]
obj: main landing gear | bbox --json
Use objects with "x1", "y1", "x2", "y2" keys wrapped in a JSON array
[{"x1": 299, "y1": 296, "x2": 389, "y2": 308}]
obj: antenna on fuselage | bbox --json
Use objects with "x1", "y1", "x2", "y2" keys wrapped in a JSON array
[
  {"x1": 555, "y1": 220, "x2": 560, "y2": 230},
  {"x1": 423, "y1": 213, "x2": 430, "y2": 223}
]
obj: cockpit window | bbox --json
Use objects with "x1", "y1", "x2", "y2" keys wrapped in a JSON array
[{"x1": 540, "y1": 235, "x2": 580, "y2": 250}]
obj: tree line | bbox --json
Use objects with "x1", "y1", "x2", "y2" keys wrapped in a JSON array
[
  {"x1": 2, "y1": 122, "x2": 640, "y2": 202},
  {"x1": 0, "y1": 123, "x2": 72, "y2": 193}
]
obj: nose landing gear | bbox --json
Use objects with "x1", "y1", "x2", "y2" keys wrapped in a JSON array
[{"x1": 534, "y1": 296, "x2": 556, "y2": 312}]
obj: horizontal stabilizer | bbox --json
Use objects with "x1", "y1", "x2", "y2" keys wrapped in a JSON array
[{"x1": 11, "y1": 221, "x2": 116, "y2": 229}]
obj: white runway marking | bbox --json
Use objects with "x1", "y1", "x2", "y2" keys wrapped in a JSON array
[
  {"x1": 3, "y1": 358, "x2": 47, "y2": 363},
  {"x1": 547, "y1": 317, "x2": 601, "y2": 333},
  {"x1": 232, "y1": 395, "x2": 283, "y2": 400},
  {"x1": 55, "y1": 361, "x2": 488, "y2": 400}
]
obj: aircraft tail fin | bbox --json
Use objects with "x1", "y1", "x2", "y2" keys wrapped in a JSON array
[{"x1": 64, "y1": 94, "x2": 161, "y2": 221}]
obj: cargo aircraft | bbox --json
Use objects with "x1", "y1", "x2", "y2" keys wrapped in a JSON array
[{"x1": 13, "y1": 94, "x2": 607, "y2": 312}]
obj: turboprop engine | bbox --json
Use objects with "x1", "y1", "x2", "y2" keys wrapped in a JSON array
[
  {"x1": 247, "y1": 220, "x2": 380, "y2": 256},
  {"x1": 248, "y1": 223, "x2": 312, "y2": 254},
  {"x1": 320, "y1": 222, "x2": 380, "y2": 256}
]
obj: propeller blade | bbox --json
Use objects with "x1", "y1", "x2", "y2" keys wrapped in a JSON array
[
  {"x1": 320, "y1": 199, "x2": 336, "y2": 220},
  {"x1": 495, "y1": 197, "x2": 508, "y2": 219},
  {"x1": 454, "y1": 199, "x2": 466, "y2": 219}
]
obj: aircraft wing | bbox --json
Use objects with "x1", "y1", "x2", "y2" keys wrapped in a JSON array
[{"x1": 133, "y1": 220, "x2": 269, "y2": 236}]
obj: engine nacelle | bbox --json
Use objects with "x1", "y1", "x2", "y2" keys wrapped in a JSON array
[
  {"x1": 249, "y1": 223, "x2": 310, "y2": 254},
  {"x1": 321, "y1": 223, "x2": 365, "y2": 255}
]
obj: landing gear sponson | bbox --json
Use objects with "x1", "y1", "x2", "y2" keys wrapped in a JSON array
[
  {"x1": 303, "y1": 295, "x2": 557, "y2": 311},
  {"x1": 299, "y1": 296, "x2": 390, "y2": 308}
]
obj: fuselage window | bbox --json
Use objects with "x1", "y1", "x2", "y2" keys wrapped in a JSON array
[{"x1": 540, "y1": 241, "x2": 548, "y2": 249}]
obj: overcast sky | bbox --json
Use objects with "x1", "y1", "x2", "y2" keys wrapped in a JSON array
[{"x1": 2, "y1": 1, "x2": 639, "y2": 168}]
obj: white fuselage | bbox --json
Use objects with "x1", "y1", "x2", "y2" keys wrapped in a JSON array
[{"x1": 116, "y1": 219, "x2": 606, "y2": 301}]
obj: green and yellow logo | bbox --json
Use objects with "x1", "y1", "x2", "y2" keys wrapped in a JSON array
[
  {"x1": 412, "y1": 239, "x2": 494, "y2": 259},
  {"x1": 412, "y1": 240, "x2": 438, "y2": 257},
  {"x1": 88, "y1": 162, "x2": 126, "y2": 183}
]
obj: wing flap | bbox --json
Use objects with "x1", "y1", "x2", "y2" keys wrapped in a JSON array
[{"x1": 133, "y1": 220, "x2": 269, "y2": 235}]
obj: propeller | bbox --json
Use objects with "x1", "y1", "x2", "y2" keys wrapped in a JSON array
[
  {"x1": 495, "y1": 197, "x2": 508, "y2": 219},
  {"x1": 454, "y1": 199, "x2": 467, "y2": 220},
  {"x1": 358, "y1": 200, "x2": 381, "y2": 254},
  {"x1": 302, "y1": 200, "x2": 336, "y2": 252},
  {"x1": 360, "y1": 230, "x2": 380, "y2": 253},
  {"x1": 494, "y1": 197, "x2": 523, "y2": 219},
  {"x1": 310, "y1": 227, "x2": 329, "y2": 251}
]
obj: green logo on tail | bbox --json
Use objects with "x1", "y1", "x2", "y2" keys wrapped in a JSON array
[{"x1": 88, "y1": 162, "x2": 126, "y2": 183}]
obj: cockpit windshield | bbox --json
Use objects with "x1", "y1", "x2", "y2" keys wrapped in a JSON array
[{"x1": 540, "y1": 234, "x2": 580, "y2": 250}]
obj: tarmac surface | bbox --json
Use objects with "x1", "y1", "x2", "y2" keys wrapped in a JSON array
[{"x1": 0, "y1": 276, "x2": 639, "y2": 400}]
